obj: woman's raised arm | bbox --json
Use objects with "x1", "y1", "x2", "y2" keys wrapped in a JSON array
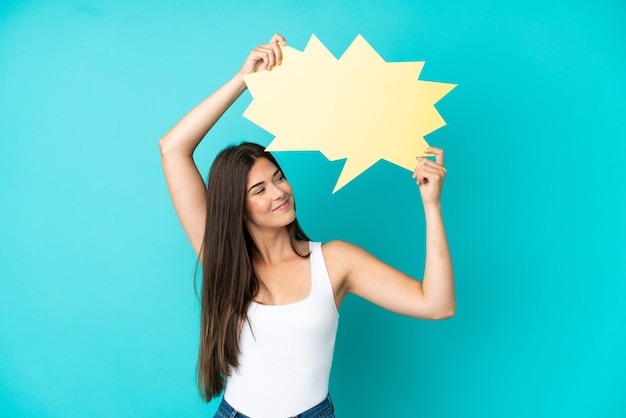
[
  {"x1": 324, "y1": 147, "x2": 455, "y2": 319},
  {"x1": 158, "y1": 34, "x2": 286, "y2": 256}
]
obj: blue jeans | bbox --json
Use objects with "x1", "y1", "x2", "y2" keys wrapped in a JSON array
[{"x1": 213, "y1": 394, "x2": 335, "y2": 418}]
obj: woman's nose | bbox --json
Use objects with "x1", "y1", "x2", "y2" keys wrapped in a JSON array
[{"x1": 270, "y1": 184, "x2": 284, "y2": 200}]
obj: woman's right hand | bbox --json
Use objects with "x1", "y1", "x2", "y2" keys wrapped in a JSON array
[{"x1": 237, "y1": 33, "x2": 287, "y2": 77}]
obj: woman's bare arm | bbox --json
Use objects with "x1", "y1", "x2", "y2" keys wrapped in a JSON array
[
  {"x1": 158, "y1": 34, "x2": 286, "y2": 256},
  {"x1": 325, "y1": 147, "x2": 455, "y2": 319}
]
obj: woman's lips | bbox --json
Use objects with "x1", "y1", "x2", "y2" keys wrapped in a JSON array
[{"x1": 273, "y1": 200, "x2": 290, "y2": 211}]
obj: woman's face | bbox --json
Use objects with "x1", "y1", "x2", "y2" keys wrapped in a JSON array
[{"x1": 244, "y1": 157, "x2": 295, "y2": 233}]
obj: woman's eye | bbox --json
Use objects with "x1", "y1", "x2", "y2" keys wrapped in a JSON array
[
  {"x1": 254, "y1": 188, "x2": 265, "y2": 195},
  {"x1": 276, "y1": 174, "x2": 285, "y2": 182}
]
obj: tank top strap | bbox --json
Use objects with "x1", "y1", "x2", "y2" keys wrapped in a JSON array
[{"x1": 308, "y1": 241, "x2": 337, "y2": 310}]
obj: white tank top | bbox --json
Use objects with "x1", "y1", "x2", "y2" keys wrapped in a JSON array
[{"x1": 223, "y1": 242, "x2": 339, "y2": 418}]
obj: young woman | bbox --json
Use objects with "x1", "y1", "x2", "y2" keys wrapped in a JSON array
[{"x1": 159, "y1": 33, "x2": 454, "y2": 418}]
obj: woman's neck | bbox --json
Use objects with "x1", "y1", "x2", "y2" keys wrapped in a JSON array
[{"x1": 250, "y1": 227, "x2": 297, "y2": 266}]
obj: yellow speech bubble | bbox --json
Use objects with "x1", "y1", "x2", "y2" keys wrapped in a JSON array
[{"x1": 243, "y1": 34, "x2": 456, "y2": 193}]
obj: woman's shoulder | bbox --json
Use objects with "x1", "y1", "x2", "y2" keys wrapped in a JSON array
[
  {"x1": 320, "y1": 239, "x2": 348, "y2": 250},
  {"x1": 320, "y1": 240, "x2": 362, "y2": 259},
  {"x1": 318, "y1": 241, "x2": 358, "y2": 294},
  {"x1": 319, "y1": 241, "x2": 375, "y2": 296}
]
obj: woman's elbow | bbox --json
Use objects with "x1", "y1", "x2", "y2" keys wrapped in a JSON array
[
  {"x1": 158, "y1": 136, "x2": 171, "y2": 156},
  {"x1": 427, "y1": 305, "x2": 456, "y2": 320}
]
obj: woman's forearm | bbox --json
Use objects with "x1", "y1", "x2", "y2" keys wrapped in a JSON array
[{"x1": 422, "y1": 203, "x2": 455, "y2": 318}]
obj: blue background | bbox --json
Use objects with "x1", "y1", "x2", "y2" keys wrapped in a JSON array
[{"x1": 1, "y1": 0, "x2": 625, "y2": 417}]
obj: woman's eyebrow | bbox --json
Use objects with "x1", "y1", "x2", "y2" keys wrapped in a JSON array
[
  {"x1": 247, "y1": 170, "x2": 280, "y2": 193},
  {"x1": 247, "y1": 181, "x2": 264, "y2": 193}
]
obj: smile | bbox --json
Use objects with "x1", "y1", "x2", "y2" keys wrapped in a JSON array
[{"x1": 273, "y1": 201, "x2": 290, "y2": 211}]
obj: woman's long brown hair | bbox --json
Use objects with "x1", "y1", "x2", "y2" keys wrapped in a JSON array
[{"x1": 197, "y1": 142, "x2": 309, "y2": 401}]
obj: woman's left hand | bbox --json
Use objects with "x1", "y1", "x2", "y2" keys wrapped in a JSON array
[{"x1": 412, "y1": 147, "x2": 446, "y2": 206}]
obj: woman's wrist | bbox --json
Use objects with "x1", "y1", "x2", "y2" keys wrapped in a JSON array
[
  {"x1": 422, "y1": 201, "x2": 443, "y2": 218},
  {"x1": 231, "y1": 72, "x2": 248, "y2": 93}
]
